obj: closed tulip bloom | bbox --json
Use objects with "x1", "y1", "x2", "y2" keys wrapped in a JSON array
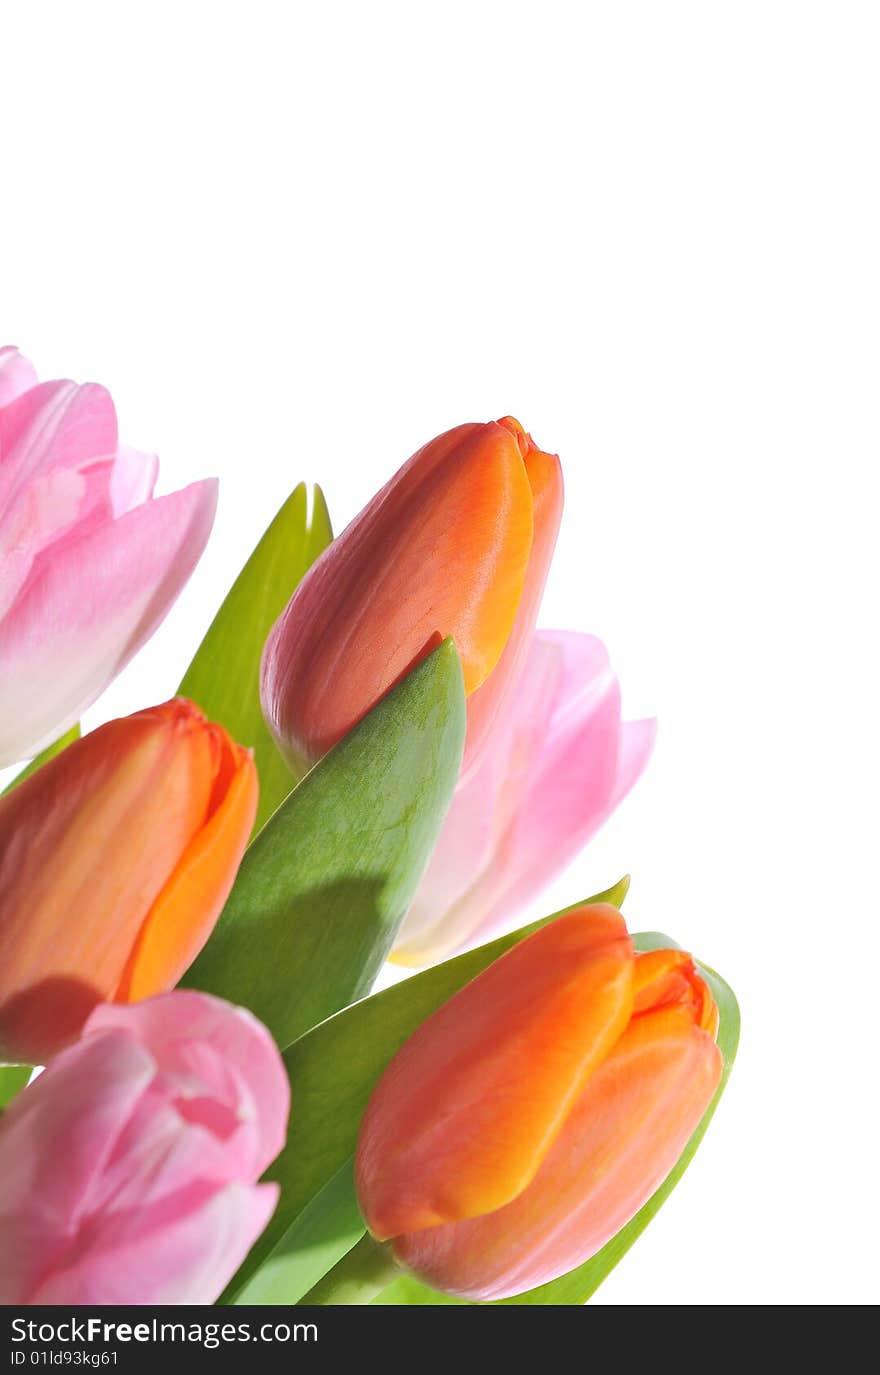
[
  {"x1": 0, "y1": 991, "x2": 289, "y2": 1304},
  {"x1": 261, "y1": 416, "x2": 563, "y2": 778},
  {"x1": 0, "y1": 347, "x2": 217, "y2": 766},
  {"x1": 393, "y1": 631, "x2": 656, "y2": 965},
  {"x1": 356, "y1": 907, "x2": 721, "y2": 1301},
  {"x1": 0, "y1": 699, "x2": 257, "y2": 1064}
]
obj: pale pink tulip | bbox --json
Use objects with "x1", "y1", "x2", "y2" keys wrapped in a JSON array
[
  {"x1": 0, "y1": 348, "x2": 217, "y2": 766},
  {"x1": 392, "y1": 631, "x2": 656, "y2": 965},
  {"x1": 0, "y1": 991, "x2": 289, "y2": 1305}
]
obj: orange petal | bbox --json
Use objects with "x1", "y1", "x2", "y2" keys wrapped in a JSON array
[
  {"x1": 633, "y1": 947, "x2": 719, "y2": 1035},
  {"x1": 262, "y1": 420, "x2": 535, "y2": 771},
  {"x1": 0, "y1": 699, "x2": 215, "y2": 1061},
  {"x1": 394, "y1": 1004, "x2": 722, "y2": 1301},
  {"x1": 463, "y1": 418, "x2": 563, "y2": 772},
  {"x1": 118, "y1": 735, "x2": 258, "y2": 1001},
  {"x1": 355, "y1": 904, "x2": 634, "y2": 1241}
]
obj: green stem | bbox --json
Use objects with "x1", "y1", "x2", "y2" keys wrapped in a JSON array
[{"x1": 299, "y1": 1232, "x2": 399, "y2": 1305}]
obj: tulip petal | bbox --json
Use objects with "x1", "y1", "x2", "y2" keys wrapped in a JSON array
[
  {"x1": 0, "y1": 347, "x2": 38, "y2": 409},
  {"x1": 394, "y1": 746, "x2": 507, "y2": 954},
  {"x1": 0, "y1": 479, "x2": 218, "y2": 766},
  {"x1": 611, "y1": 714, "x2": 658, "y2": 807},
  {"x1": 89, "y1": 993, "x2": 290, "y2": 1177},
  {"x1": 84, "y1": 1086, "x2": 251, "y2": 1216},
  {"x1": 0, "y1": 1027, "x2": 154, "y2": 1304},
  {"x1": 110, "y1": 445, "x2": 159, "y2": 516},
  {"x1": 0, "y1": 459, "x2": 116, "y2": 621},
  {"x1": 633, "y1": 948, "x2": 719, "y2": 1036},
  {"x1": 356, "y1": 907, "x2": 634, "y2": 1240},
  {"x1": 396, "y1": 631, "x2": 653, "y2": 965},
  {"x1": 394, "y1": 631, "x2": 568, "y2": 963},
  {"x1": 394, "y1": 1006, "x2": 722, "y2": 1301},
  {"x1": 118, "y1": 743, "x2": 258, "y2": 1003},
  {"x1": 474, "y1": 636, "x2": 622, "y2": 930},
  {"x1": 0, "y1": 379, "x2": 119, "y2": 620},
  {"x1": 30, "y1": 1180, "x2": 279, "y2": 1305},
  {"x1": 0, "y1": 380, "x2": 117, "y2": 509}
]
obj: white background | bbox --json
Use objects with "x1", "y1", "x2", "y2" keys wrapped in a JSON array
[{"x1": 3, "y1": 3, "x2": 878, "y2": 1304}]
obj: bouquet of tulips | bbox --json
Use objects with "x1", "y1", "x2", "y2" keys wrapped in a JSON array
[{"x1": 0, "y1": 347, "x2": 738, "y2": 1307}]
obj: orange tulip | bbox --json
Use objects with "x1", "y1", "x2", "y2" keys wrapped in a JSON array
[
  {"x1": 0, "y1": 698, "x2": 257, "y2": 1064},
  {"x1": 355, "y1": 906, "x2": 722, "y2": 1301},
  {"x1": 261, "y1": 416, "x2": 563, "y2": 777}
]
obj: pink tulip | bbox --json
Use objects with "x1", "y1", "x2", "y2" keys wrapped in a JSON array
[
  {"x1": 0, "y1": 347, "x2": 217, "y2": 767},
  {"x1": 0, "y1": 991, "x2": 289, "y2": 1305},
  {"x1": 392, "y1": 631, "x2": 656, "y2": 965}
]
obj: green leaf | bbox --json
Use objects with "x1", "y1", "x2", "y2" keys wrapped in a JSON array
[
  {"x1": 179, "y1": 483, "x2": 332, "y2": 834},
  {"x1": 223, "y1": 877, "x2": 630, "y2": 1302},
  {"x1": 377, "y1": 932, "x2": 740, "y2": 1305},
  {"x1": 184, "y1": 638, "x2": 466, "y2": 1053},
  {"x1": 0, "y1": 1065, "x2": 31, "y2": 1108},
  {"x1": 233, "y1": 1161, "x2": 366, "y2": 1305},
  {"x1": 2, "y1": 725, "x2": 81, "y2": 797}
]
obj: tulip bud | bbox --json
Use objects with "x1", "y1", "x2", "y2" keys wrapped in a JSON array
[
  {"x1": 0, "y1": 991, "x2": 289, "y2": 1304},
  {"x1": 355, "y1": 906, "x2": 722, "y2": 1301},
  {"x1": 0, "y1": 699, "x2": 257, "y2": 1064},
  {"x1": 261, "y1": 416, "x2": 563, "y2": 778}
]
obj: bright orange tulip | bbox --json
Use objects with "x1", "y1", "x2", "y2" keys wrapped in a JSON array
[
  {"x1": 261, "y1": 417, "x2": 563, "y2": 777},
  {"x1": 0, "y1": 699, "x2": 257, "y2": 1064},
  {"x1": 355, "y1": 906, "x2": 722, "y2": 1301}
]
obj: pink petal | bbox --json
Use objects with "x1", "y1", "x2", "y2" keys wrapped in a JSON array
[
  {"x1": 0, "y1": 381, "x2": 117, "y2": 511},
  {"x1": 89, "y1": 993, "x2": 290, "y2": 1175},
  {"x1": 398, "y1": 632, "x2": 564, "y2": 956},
  {"x1": 395, "y1": 631, "x2": 654, "y2": 964},
  {"x1": 110, "y1": 446, "x2": 159, "y2": 516},
  {"x1": 611, "y1": 716, "x2": 658, "y2": 809},
  {"x1": 0, "y1": 380, "x2": 120, "y2": 620},
  {"x1": 0, "y1": 992, "x2": 288, "y2": 1306},
  {"x1": 0, "y1": 1029, "x2": 154, "y2": 1304},
  {"x1": 488, "y1": 686, "x2": 622, "y2": 926},
  {"x1": 84, "y1": 1087, "x2": 258, "y2": 1222},
  {"x1": 30, "y1": 1181, "x2": 279, "y2": 1305},
  {"x1": 400, "y1": 705, "x2": 517, "y2": 935},
  {"x1": 0, "y1": 347, "x2": 38, "y2": 409},
  {"x1": 0, "y1": 461, "x2": 117, "y2": 621},
  {"x1": 0, "y1": 479, "x2": 218, "y2": 766}
]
